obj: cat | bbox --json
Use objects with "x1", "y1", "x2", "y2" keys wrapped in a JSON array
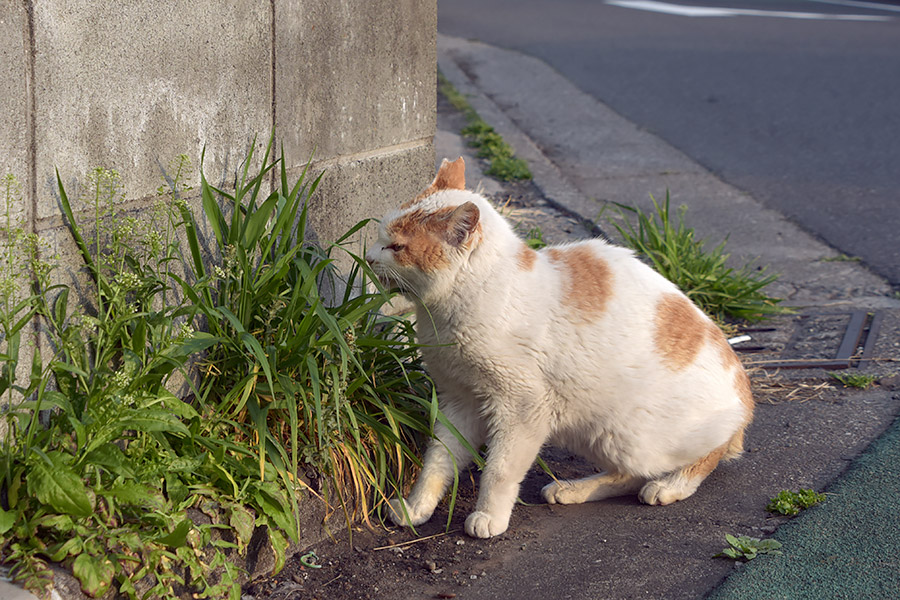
[{"x1": 365, "y1": 157, "x2": 754, "y2": 539}]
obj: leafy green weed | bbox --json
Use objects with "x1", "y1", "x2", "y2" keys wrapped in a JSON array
[
  {"x1": 523, "y1": 226, "x2": 547, "y2": 250},
  {"x1": 766, "y1": 489, "x2": 826, "y2": 516},
  {"x1": 0, "y1": 139, "x2": 453, "y2": 598},
  {"x1": 715, "y1": 534, "x2": 783, "y2": 561}
]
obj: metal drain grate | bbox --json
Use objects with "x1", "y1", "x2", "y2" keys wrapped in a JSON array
[{"x1": 735, "y1": 311, "x2": 883, "y2": 370}]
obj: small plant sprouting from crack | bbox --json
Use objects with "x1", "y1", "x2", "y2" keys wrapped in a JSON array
[
  {"x1": 438, "y1": 71, "x2": 531, "y2": 182},
  {"x1": 820, "y1": 253, "x2": 861, "y2": 263},
  {"x1": 829, "y1": 371, "x2": 877, "y2": 390},
  {"x1": 715, "y1": 534, "x2": 783, "y2": 561},
  {"x1": 766, "y1": 489, "x2": 827, "y2": 516}
]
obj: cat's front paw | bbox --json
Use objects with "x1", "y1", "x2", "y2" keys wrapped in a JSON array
[
  {"x1": 464, "y1": 510, "x2": 509, "y2": 538},
  {"x1": 387, "y1": 498, "x2": 431, "y2": 527}
]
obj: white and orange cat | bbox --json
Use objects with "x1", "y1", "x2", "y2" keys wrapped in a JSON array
[{"x1": 366, "y1": 157, "x2": 753, "y2": 539}]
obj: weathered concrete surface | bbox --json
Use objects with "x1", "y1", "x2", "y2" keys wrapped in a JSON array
[
  {"x1": 275, "y1": 0, "x2": 436, "y2": 246},
  {"x1": 0, "y1": 2, "x2": 30, "y2": 225},
  {"x1": 0, "y1": 0, "x2": 437, "y2": 393},
  {"x1": 307, "y1": 144, "x2": 434, "y2": 249},
  {"x1": 30, "y1": 1, "x2": 272, "y2": 220},
  {"x1": 1, "y1": 0, "x2": 435, "y2": 250},
  {"x1": 276, "y1": 0, "x2": 435, "y2": 161}
]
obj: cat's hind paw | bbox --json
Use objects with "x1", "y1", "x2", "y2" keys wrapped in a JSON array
[
  {"x1": 464, "y1": 510, "x2": 509, "y2": 538},
  {"x1": 387, "y1": 498, "x2": 431, "y2": 527},
  {"x1": 542, "y1": 480, "x2": 585, "y2": 505},
  {"x1": 638, "y1": 476, "x2": 699, "y2": 506}
]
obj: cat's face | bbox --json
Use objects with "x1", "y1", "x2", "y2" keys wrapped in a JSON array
[{"x1": 366, "y1": 158, "x2": 481, "y2": 298}]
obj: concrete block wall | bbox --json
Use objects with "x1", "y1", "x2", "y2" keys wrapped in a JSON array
[
  {"x1": 3, "y1": 0, "x2": 435, "y2": 244},
  {"x1": 0, "y1": 0, "x2": 436, "y2": 406}
]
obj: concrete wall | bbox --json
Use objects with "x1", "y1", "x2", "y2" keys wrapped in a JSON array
[
  {"x1": 3, "y1": 0, "x2": 434, "y2": 243},
  {"x1": 0, "y1": 0, "x2": 436, "y2": 405}
]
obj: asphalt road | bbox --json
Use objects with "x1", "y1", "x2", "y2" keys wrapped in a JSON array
[{"x1": 437, "y1": 0, "x2": 900, "y2": 287}]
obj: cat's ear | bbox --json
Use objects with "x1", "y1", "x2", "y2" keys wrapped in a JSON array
[
  {"x1": 402, "y1": 158, "x2": 466, "y2": 209},
  {"x1": 445, "y1": 201, "x2": 480, "y2": 248},
  {"x1": 433, "y1": 157, "x2": 466, "y2": 191}
]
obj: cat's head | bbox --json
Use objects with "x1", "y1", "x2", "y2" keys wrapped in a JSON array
[{"x1": 366, "y1": 157, "x2": 484, "y2": 300}]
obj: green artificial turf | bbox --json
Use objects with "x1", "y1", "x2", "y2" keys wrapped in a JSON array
[{"x1": 708, "y1": 414, "x2": 900, "y2": 599}]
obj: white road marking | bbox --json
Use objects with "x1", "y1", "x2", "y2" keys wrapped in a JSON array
[
  {"x1": 808, "y1": 0, "x2": 900, "y2": 14},
  {"x1": 605, "y1": 0, "x2": 892, "y2": 20}
]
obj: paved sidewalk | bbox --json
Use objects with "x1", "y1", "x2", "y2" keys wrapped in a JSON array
[{"x1": 437, "y1": 33, "x2": 900, "y2": 599}]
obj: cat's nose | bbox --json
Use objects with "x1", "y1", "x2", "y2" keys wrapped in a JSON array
[{"x1": 364, "y1": 251, "x2": 375, "y2": 265}]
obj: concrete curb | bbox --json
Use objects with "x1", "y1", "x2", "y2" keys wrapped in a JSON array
[{"x1": 438, "y1": 38, "x2": 603, "y2": 232}]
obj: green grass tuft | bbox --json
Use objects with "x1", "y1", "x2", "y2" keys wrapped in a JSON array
[
  {"x1": 522, "y1": 226, "x2": 547, "y2": 250},
  {"x1": 606, "y1": 193, "x2": 789, "y2": 323},
  {"x1": 439, "y1": 71, "x2": 531, "y2": 182},
  {"x1": 828, "y1": 371, "x2": 877, "y2": 390}
]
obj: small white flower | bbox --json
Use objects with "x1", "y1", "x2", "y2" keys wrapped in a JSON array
[
  {"x1": 176, "y1": 322, "x2": 195, "y2": 342},
  {"x1": 111, "y1": 369, "x2": 130, "y2": 389}
]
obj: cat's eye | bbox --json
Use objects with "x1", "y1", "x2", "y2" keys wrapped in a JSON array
[{"x1": 385, "y1": 243, "x2": 406, "y2": 252}]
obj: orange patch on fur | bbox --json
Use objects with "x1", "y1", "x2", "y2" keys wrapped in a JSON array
[
  {"x1": 723, "y1": 428, "x2": 745, "y2": 461},
  {"x1": 387, "y1": 209, "x2": 451, "y2": 272},
  {"x1": 517, "y1": 244, "x2": 537, "y2": 271},
  {"x1": 386, "y1": 203, "x2": 481, "y2": 273},
  {"x1": 402, "y1": 157, "x2": 467, "y2": 209},
  {"x1": 433, "y1": 157, "x2": 466, "y2": 191},
  {"x1": 654, "y1": 293, "x2": 707, "y2": 371},
  {"x1": 548, "y1": 246, "x2": 612, "y2": 318},
  {"x1": 681, "y1": 444, "x2": 728, "y2": 481},
  {"x1": 705, "y1": 321, "x2": 754, "y2": 418},
  {"x1": 722, "y1": 368, "x2": 755, "y2": 460}
]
